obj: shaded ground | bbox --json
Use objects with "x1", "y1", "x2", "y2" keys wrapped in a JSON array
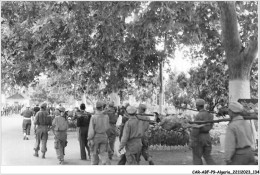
[
  {"x1": 140, "y1": 146, "x2": 225, "y2": 165},
  {"x1": 1, "y1": 115, "x2": 225, "y2": 165}
]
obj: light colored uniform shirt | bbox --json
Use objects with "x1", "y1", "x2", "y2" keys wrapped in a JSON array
[
  {"x1": 87, "y1": 111, "x2": 110, "y2": 140},
  {"x1": 52, "y1": 116, "x2": 68, "y2": 131},
  {"x1": 21, "y1": 109, "x2": 34, "y2": 119},
  {"x1": 224, "y1": 115, "x2": 254, "y2": 161},
  {"x1": 120, "y1": 115, "x2": 144, "y2": 149}
]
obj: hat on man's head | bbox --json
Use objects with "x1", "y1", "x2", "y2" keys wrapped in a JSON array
[
  {"x1": 138, "y1": 104, "x2": 147, "y2": 110},
  {"x1": 40, "y1": 103, "x2": 47, "y2": 108},
  {"x1": 126, "y1": 106, "x2": 137, "y2": 115},
  {"x1": 80, "y1": 103, "x2": 86, "y2": 110},
  {"x1": 96, "y1": 101, "x2": 103, "y2": 108},
  {"x1": 196, "y1": 99, "x2": 205, "y2": 106},
  {"x1": 58, "y1": 106, "x2": 65, "y2": 113},
  {"x1": 26, "y1": 104, "x2": 30, "y2": 108},
  {"x1": 228, "y1": 101, "x2": 244, "y2": 113}
]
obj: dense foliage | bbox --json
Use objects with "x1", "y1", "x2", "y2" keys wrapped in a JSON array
[
  {"x1": 1, "y1": 1, "x2": 258, "y2": 103},
  {"x1": 149, "y1": 125, "x2": 190, "y2": 146}
]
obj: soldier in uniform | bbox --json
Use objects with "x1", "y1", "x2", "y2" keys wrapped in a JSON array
[
  {"x1": 190, "y1": 99, "x2": 215, "y2": 165},
  {"x1": 225, "y1": 101, "x2": 255, "y2": 165},
  {"x1": 137, "y1": 104, "x2": 154, "y2": 165},
  {"x1": 33, "y1": 104, "x2": 40, "y2": 121},
  {"x1": 117, "y1": 103, "x2": 130, "y2": 165},
  {"x1": 52, "y1": 106, "x2": 68, "y2": 164},
  {"x1": 33, "y1": 103, "x2": 52, "y2": 158},
  {"x1": 87, "y1": 101, "x2": 111, "y2": 165},
  {"x1": 76, "y1": 103, "x2": 92, "y2": 160},
  {"x1": 21, "y1": 105, "x2": 34, "y2": 140},
  {"x1": 71, "y1": 107, "x2": 80, "y2": 140},
  {"x1": 104, "y1": 101, "x2": 118, "y2": 160},
  {"x1": 119, "y1": 106, "x2": 143, "y2": 165}
]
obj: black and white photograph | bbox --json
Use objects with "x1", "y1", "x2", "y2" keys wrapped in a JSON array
[{"x1": 1, "y1": 1, "x2": 259, "y2": 174}]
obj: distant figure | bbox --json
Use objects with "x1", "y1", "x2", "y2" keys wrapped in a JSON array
[
  {"x1": 104, "y1": 101, "x2": 118, "y2": 160},
  {"x1": 137, "y1": 104, "x2": 154, "y2": 165},
  {"x1": 225, "y1": 101, "x2": 255, "y2": 165},
  {"x1": 164, "y1": 107, "x2": 169, "y2": 116},
  {"x1": 33, "y1": 103, "x2": 52, "y2": 158},
  {"x1": 71, "y1": 107, "x2": 80, "y2": 141},
  {"x1": 21, "y1": 105, "x2": 34, "y2": 140},
  {"x1": 117, "y1": 103, "x2": 130, "y2": 165},
  {"x1": 33, "y1": 104, "x2": 40, "y2": 115},
  {"x1": 190, "y1": 99, "x2": 215, "y2": 165},
  {"x1": 52, "y1": 106, "x2": 68, "y2": 165},
  {"x1": 88, "y1": 101, "x2": 111, "y2": 165},
  {"x1": 76, "y1": 103, "x2": 92, "y2": 160},
  {"x1": 33, "y1": 104, "x2": 40, "y2": 121}
]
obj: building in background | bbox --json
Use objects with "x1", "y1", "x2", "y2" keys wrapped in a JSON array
[{"x1": 5, "y1": 93, "x2": 29, "y2": 106}]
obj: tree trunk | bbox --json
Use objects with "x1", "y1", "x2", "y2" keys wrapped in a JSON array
[
  {"x1": 81, "y1": 92, "x2": 87, "y2": 105},
  {"x1": 109, "y1": 90, "x2": 120, "y2": 106},
  {"x1": 159, "y1": 34, "x2": 167, "y2": 114},
  {"x1": 218, "y1": 2, "x2": 258, "y2": 101},
  {"x1": 218, "y1": 1, "x2": 258, "y2": 149},
  {"x1": 229, "y1": 80, "x2": 250, "y2": 102},
  {"x1": 159, "y1": 61, "x2": 164, "y2": 114}
]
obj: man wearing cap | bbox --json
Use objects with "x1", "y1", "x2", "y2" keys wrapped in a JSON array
[
  {"x1": 224, "y1": 101, "x2": 255, "y2": 165},
  {"x1": 104, "y1": 101, "x2": 119, "y2": 160},
  {"x1": 118, "y1": 106, "x2": 144, "y2": 165},
  {"x1": 87, "y1": 101, "x2": 111, "y2": 165},
  {"x1": 137, "y1": 104, "x2": 154, "y2": 165},
  {"x1": 76, "y1": 103, "x2": 92, "y2": 160},
  {"x1": 190, "y1": 99, "x2": 215, "y2": 165},
  {"x1": 33, "y1": 103, "x2": 52, "y2": 158},
  {"x1": 33, "y1": 104, "x2": 40, "y2": 121},
  {"x1": 71, "y1": 107, "x2": 80, "y2": 139},
  {"x1": 119, "y1": 103, "x2": 130, "y2": 141},
  {"x1": 21, "y1": 105, "x2": 34, "y2": 140},
  {"x1": 52, "y1": 106, "x2": 68, "y2": 164}
]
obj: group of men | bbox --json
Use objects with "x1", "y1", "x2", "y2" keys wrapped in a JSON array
[
  {"x1": 20, "y1": 101, "x2": 154, "y2": 165},
  {"x1": 20, "y1": 103, "x2": 68, "y2": 164},
  {"x1": 2, "y1": 104, "x2": 24, "y2": 116},
  {"x1": 190, "y1": 99, "x2": 256, "y2": 165},
  {"x1": 72, "y1": 101, "x2": 154, "y2": 165},
  {"x1": 20, "y1": 98, "x2": 256, "y2": 165}
]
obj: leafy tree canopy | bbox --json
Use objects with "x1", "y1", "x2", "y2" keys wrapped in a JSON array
[{"x1": 1, "y1": 1, "x2": 258, "y2": 102}]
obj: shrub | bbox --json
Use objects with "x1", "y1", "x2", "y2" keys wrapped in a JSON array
[{"x1": 148, "y1": 124, "x2": 190, "y2": 146}]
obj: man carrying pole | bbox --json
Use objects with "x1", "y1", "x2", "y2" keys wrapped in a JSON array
[
  {"x1": 189, "y1": 99, "x2": 215, "y2": 165},
  {"x1": 137, "y1": 104, "x2": 154, "y2": 165},
  {"x1": 224, "y1": 101, "x2": 255, "y2": 165}
]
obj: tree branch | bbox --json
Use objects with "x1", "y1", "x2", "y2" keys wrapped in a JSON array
[
  {"x1": 212, "y1": 97, "x2": 219, "y2": 111},
  {"x1": 85, "y1": 94, "x2": 94, "y2": 106},
  {"x1": 218, "y1": 2, "x2": 242, "y2": 55},
  {"x1": 244, "y1": 38, "x2": 258, "y2": 63}
]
